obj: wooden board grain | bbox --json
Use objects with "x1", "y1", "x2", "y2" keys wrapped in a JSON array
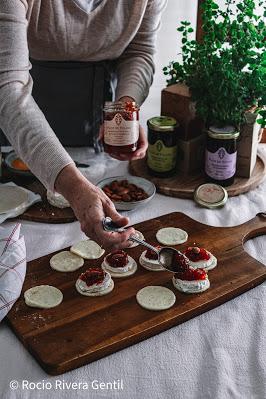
[
  {"x1": 6, "y1": 212, "x2": 266, "y2": 375},
  {"x1": 129, "y1": 155, "x2": 266, "y2": 199}
]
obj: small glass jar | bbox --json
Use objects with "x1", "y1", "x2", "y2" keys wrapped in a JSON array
[
  {"x1": 147, "y1": 116, "x2": 178, "y2": 178},
  {"x1": 103, "y1": 101, "x2": 139, "y2": 155},
  {"x1": 205, "y1": 126, "x2": 240, "y2": 186}
]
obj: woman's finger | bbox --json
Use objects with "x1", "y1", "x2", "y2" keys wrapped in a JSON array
[
  {"x1": 111, "y1": 126, "x2": 148, "y2": 161},
  {"x1": 94, "y1": 224, "x2": 135, "y2": 249},
  {"x1": 98, "y1": 124, "x2": 104, "y2": 140}
]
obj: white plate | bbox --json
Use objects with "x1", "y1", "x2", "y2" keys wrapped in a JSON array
[{"x1": 0, "y1": 186, "x2": 29, "y2": 214}]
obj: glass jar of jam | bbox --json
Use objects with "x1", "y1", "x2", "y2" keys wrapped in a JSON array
[
  {"x1": 103, "y1": 101, "x2": 139, "y2": 155},
  {"x1": 147, "y1": 116, "x2": 178, "y2": 177},
  {"x1": 205, "y1": 126, "x2": 240, "y2": 186}
]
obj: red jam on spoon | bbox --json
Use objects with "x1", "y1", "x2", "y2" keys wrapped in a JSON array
[
  {"x1": 106, "y1": 250, "x2": 128, "y2": 268},
  {"x1": 184, "y1": 246, "x2": 210, "y2": 262},
  {"x1": 171, "y1": 251, "x2": 190, "y2": 273},
  {"x1": 80, "y1": 268, "x2": 105, "y2": 287},
  {"x1": 145, "y1": 245, "x2": 162, "y2": 260}
]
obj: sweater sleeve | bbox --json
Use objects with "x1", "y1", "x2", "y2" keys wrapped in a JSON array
[
  {"x1": 0, "y1": 0, "x2": 74, "y2": 190},
  {"x1": 115, "y1": 0, "x2": 167, "y2": 106}
]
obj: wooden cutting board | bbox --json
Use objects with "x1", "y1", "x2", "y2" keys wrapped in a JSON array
[
  {"x1": 6, "y1": 212, "x2": 266, "y2": 375},
  {"x1": 129, "y1": 155, "x2": 266, "y2": 199}
]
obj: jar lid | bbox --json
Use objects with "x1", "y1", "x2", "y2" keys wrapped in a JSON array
[
  {"x1": 208, "y1": 125, "x2": 240, "y2": 140},
  {"x1": 194, "y1": 183, "x2": 228, "y2": 208},
  {"x1": 103, "y1": 101, "x2": 139, "y2": 112},
  {"x1": 147, "y1": 116, "x2": 178, "y2": 132}
]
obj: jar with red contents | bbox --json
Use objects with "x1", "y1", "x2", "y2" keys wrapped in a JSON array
[{"x1": 103, "y1": 101, "x2": 139, "y2": 155}]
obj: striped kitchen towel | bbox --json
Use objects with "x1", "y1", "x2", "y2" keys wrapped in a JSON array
[{"x1": 0, "y1": 224, "x2": 26, "y2": 322}]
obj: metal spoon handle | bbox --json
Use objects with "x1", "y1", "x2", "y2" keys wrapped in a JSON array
[
  {"x1": 129, "y1": 236, "x2": 160, "y2": 255},
  {"x1": 102, "y1": 217, "x2": 159, "y2": 256}
]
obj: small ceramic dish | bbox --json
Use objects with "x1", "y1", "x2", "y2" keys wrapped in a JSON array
[
  {"x1": 97, "y1": 176, "x2": 156, "y2": 211},
  {"x1": 4, "y1": 151, "x2": 33, "y2": 177}
]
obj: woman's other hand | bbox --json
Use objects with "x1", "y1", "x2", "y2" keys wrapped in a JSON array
[
  {"x1": 99, "y1": 124, "x2": 148, "y2": 161},
  {"x1": 55, "y1": 164, "x2": 135, "y2": 250},
  {"x1": 108, "y1": 125, "x2": 148, "y2": 161}
]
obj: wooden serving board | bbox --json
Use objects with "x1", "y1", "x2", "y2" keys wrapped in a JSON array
[
  {"x1": 6, "y1": 212, "x2": 266, "y2": 375},
  {"x1": 1, "y1": 166, "x2": 76, "y2": 223},
  {"x1": 129, "y1": 155, "x2": 266, "y2": 199}
]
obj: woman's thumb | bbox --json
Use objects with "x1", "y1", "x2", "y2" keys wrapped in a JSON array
[{"x1": 104, "y1": 202, "x2": 129, "y2": 227}]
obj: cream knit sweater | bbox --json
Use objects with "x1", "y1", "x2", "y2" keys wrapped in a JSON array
[{"x1": 0, "y1": 0, "x2": 166, "y2": 189}]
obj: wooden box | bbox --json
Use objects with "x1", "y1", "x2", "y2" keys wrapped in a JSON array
[
  {"x1": 177, "y1": 134, "x2": 206, "y2": 175},
  {"x1": 237, "y1": 111, "x2": 262, "y2": 178},
  {"x1": 161, "y1": 83, "x2": 204, "y2": 141}
]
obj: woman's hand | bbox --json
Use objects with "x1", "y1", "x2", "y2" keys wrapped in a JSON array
[
  {"x1": 55, "y1": 164, "x2": 135, "y2": 250},
  {"x1": 108, "y1": 125, "x2": 148, "y2": 161}
]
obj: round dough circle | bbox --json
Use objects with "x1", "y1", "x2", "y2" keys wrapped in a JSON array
[
  {"x1": 156, "y1": 227, "x2": 188, "y2": 245},
  {"x1": 206, "y1": 255, "x2": 217, "y2": 270},
  {"x1": 136, "y1": 286, "x2": 176, "y2": 311},
  {"x1": 129, "y1": 230, "x2": 145, "y2": 248},
  {"x1": 139, "y1": 251, "x2": 165, "y2": 272},
  {"x1": 24, "y1": 285, "x2": 63, "y2": 309},
  {"x1": 46, "y1": 190, "x2": 70, "y2": 209},
  {"x1": 189, "y1": 252, "x2": 217, "y2": 271},
  {"x1": 172, "y1": 276, "x2": 210, "y2": 294},
  {"x1": 0, "y1": 186, "x2": 29, "y2": 214},
  {"x1": 75, "y1": 278, "x2": 114, "y2": 297},
  {"x1": 50, "y1": 251, "x2": 84, "y2": 272},
  {"x1": 70, "y1": 240, "x2": 105, "y2": 259},
  {"x1": 102, "y1": 256, "x2": 138, "y2": 278}
]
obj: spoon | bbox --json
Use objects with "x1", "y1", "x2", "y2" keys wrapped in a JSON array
[{"x1": 102, "y1": 217, "x2": 183, "y2": 273}]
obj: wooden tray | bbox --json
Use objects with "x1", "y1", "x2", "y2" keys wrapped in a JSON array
[
  {"x1": 6, "y1": 212, "x2": 266, "y2": 375},
  {"x1": 1, "y1": 167, "x2": 76, "y2": 223},
  {"x1": 129, "y1": 155, "x2": 266, "y2": 199}
]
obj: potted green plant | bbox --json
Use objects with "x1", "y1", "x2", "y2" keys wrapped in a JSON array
[
  {"x1": 163, "y1": 0, "x2": 266, "y2": 177},
  {"x1": 164, "y1": 0, "x2": 266, "y2": 128}
]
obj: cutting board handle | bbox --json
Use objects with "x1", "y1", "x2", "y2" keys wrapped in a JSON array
[{"x1": 240, "y1": 212, "x2": 266, "y2": 244}]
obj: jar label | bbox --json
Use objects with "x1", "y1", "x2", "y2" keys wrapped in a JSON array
[
  {"x1": 147, "y1": 140, "x2": 177, "y2": 172},
  {"x1": 104, "y1": 113, "x2": 139, "y2": 146},
  {"x1": 205, "y1": 148, "x2": 237, "y2": 180}
]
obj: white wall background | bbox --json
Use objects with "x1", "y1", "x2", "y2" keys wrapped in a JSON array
[{"x1": 141, "y1": 0, "x2": 198, "y2": 124}]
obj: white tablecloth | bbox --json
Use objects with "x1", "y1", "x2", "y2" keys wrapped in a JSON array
[{"x1": 0, "y1": 145, "x2": 265, "y2": 399}]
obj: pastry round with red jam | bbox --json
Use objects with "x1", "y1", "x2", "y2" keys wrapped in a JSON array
[
  {"x1": 75, "y1": 268, "x2": 114, "y2": 297},
  {"x1": 184, "y1": 246, "x2": 217, "y2": 270},
  {"x1": 102, "y1": 250, "x2": 137, "y2": 278},
  {"x1": 139, "y1": 245, "x2": 165, "y2": 271},
  {"x1": 172, "y1": 267, "x2": 210, "y2": 294}
]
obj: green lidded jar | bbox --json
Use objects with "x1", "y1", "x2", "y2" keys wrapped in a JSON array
[{"x1": 147, "y1": 116, "x2": 178, "y2": 177}]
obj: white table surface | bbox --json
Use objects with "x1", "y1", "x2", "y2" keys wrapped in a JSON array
[{"x1": 0, "y1": 144, "x2": 265, "y2": 399}]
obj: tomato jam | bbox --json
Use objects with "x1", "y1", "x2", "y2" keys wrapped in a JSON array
[
  {"x1": 184, "y1": 247, "x2": 210, "y2": 262},
  {"x1": 106, "y1": 250, "x2": 128, "y2": 268},
  {"x1": 175, "y1": 268, "x2": 207, "y2": 281},
  {"x1": 80, "y1": 268, "x2": 105, "y2": 287},
  {"x1": 11, "y1": 158, "x2": 29, "y2": 171},
  {"x1": 145, "y1": 245, "x2": 161, "y2": 260},
  {"x1": 171, "y1": 252, "x2": 190, "y2": 273},
  {"x1": 103, "y1": 101, "x2": 139, "y2": 155}
]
